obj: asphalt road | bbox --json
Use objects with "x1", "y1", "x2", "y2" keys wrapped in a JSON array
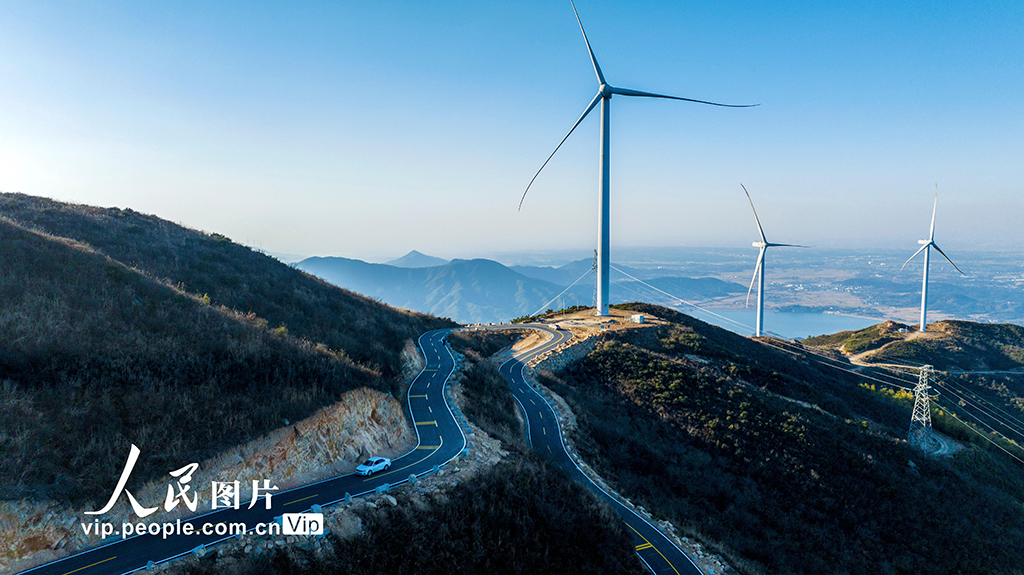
[
  {"x1": 20, "y1": 329, "x2": 465, "y2": 575},
  {"x1": 495, "y1": 323, "x2": 702, "y2": 575}
]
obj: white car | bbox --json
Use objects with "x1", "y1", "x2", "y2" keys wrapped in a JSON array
[{"x1": 356, "y1": 457, "x2": 392, "y2": 476}]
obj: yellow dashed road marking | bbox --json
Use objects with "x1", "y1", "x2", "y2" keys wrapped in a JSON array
[
  {"x1": 283, "y1": 494, "x2": 318, "y2": 506},
  {"x1": 62, "y1": 556, "x2": 117, "y2": 575}
]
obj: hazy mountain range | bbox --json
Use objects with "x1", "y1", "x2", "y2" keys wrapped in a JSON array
[{"x1": 296, "y1": 251, "x2": 745, "y2": 324}]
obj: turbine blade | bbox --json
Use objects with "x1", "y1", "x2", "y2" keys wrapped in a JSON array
[
  {"x1": 931, "y1": 243, "x2": 965, "y2": 275},
  {"x1": 611, "y1": 86, "x2": 758, "y2": 107},
  {"x1": 769, "y1": 243, "x2": 810, "y2": 248},
  {"x1": 519, "y1": 92, "x2": 603, "y2": 211},
  {"x1": 746, "y1": 248, "x2": 765, "y2": 307},
  {"x1": 741, "y1": 184, "x2": 767, "y2": 244},
  {"x1": 900, "y1": 243, "x2": 929, "y2": 271},
  {"x1": 569, "y1": 0, "x2": 605, "y2": 85},
  {"x1": 929, "y1": 185, "x2": 938, "y2": 241}
]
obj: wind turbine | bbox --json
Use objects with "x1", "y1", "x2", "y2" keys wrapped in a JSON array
[
  {"x1": 742, "y1": 184, "x2": 804, "y2": 337},
  {"x1": 900, "y1": 186, "x2": 964, "y2": 332},
  {"x1": 519, "y1": 1, "x2": 757, "y2": 316}
]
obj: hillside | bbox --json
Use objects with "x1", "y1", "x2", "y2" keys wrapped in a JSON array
[
  {"x1": 803, "y1": 318, "x2": 1024, "y2": 451},
  {"x1": 0, "y1": 194, "x2": 453, "y2": 506},
  {"x1": 804, "y1": 319, "x2": 1024, "y2": 372},
  {"x1": 0, "y1": 193, "x2": 450, "y2": 380},
  {"x1": 296, "y1": 256, "x2": 589, "y2": 324},
  {"x1": 537, "y1": 304, "x2": 1024, "y2": 575}
]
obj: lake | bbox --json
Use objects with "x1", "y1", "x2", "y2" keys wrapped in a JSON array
[{"x1": 672, "y1": 307, "x2": 881, "y2": 340}]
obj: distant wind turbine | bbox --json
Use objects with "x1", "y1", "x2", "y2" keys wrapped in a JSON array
[
  {"x1": 900, "y1": 186, "x2": 964, "y2": 332},
  {"x1": 742, "y1": 184, "x2": 805, "y2": 337},
  {"x1": 519, "y1": 0, "x2": 757, "y2": 316}
]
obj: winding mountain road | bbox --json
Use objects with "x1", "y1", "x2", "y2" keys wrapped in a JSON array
[
  {"x1": 20, "y1": 329, "x2": 465, "y2": 575},
  {"x1": 495, "y1": 324, "x2": 702, "y2": 575},
  {"x1": 23, "y1": 324, "x2": 698, "y2": 575}
]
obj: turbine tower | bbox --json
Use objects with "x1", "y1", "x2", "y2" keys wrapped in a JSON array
[
  {"x1": 900, "y1": 186, "x2": 964, "y2": 332},
  {"x1": 742, "y1": 185, "x2": 805, "y2": 337},
  {"x1": 519, "y1": 1, "x2": 756, "y2": 316}
]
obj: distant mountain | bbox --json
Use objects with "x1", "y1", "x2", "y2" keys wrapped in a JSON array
[
  {"x1": 386, "y1": 250, "x2": 450, "y2": 268},
  {"x1": 511, "y1": 259, "x2": 589, "y2": 285},
  {"x1": 512, "y1": 258, "x2": 645, "y2": 285},
  {"x1": 296, "y1": 257, "x2": 588, "y2": 324}
]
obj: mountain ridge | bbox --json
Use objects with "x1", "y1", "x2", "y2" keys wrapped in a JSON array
[
  {"x1": 296, "y1": 256, "x2": 587, "y2": 325},
  {"x1": 386, "y1": 249, "x2": 449, "y2": 268}
]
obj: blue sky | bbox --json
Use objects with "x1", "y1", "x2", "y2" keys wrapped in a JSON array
[{"x1": 1, "y1": 1, "x2": 1021, "y2": 261}]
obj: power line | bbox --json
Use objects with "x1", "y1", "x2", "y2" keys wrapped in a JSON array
[
  {"x1": 931, "y1": 382, "x2": 1024, "y2": 440},
  {"x1": 606, "y1": 263, "x2": 753, "y2": 331},
  {"x1": 936, "y1": 407, "x2": 1024, "y2": 465},
  {"x1": 529, "y1": 267, "x2": 595, "y2": 318},
  {"x1": 578, "y1": 271, "x2": 1024, "y2": 462},
  {"x1": 930, "y1": 374, "x2": 1024, "y2": 433},
  {"x1": 763, "y1": 338, "x2": 1024, "y2": 463},
  {"x1": 601, "y1": 269, "x2": 918, "y2": 393},
  {"x1": 758, "y1": 339, "x2": 915, "y2": 391}
]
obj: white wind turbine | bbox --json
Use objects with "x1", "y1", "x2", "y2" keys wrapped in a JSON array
[
  {"x1": 743, "y1": 184, "x2": 805, "y2": 337},
  {"x1": 900, "y1": 186, "x2": 964, "y2": 332},
  {"x1": 519, "y1": 1, "x2": 757, "y2": 316}
]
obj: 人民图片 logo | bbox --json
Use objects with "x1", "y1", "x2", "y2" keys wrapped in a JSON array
[{"x1": 80, "y1": 444, "x2": 297, "y2": 540}]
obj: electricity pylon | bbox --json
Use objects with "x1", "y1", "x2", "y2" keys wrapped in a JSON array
[{"x1": 908, "y1": 365, "x2": 936, "y2": 451}]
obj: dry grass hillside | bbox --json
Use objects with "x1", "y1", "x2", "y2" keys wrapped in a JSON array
[
  {"x1": 539, "y1": 303, "x2": 1024, "y2": 575},
  {"x1": 0, "y1": 193, "x2": 451, "y2": 380},
  {"x1": 0, "y1": 194, "x2": 453, "y2": 508},
  {"x1": 804, "y1": 319, "x2": 1024, "y2": 371}
]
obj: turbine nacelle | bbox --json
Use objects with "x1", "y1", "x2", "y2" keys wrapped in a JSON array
[
  {"x1": 918, "y1": 239, "x2": 931, "y2": 245},
  {"x1": 600, "y1": 83, "x2": 613, "y2": 98},
  {"x1": 752, "y1": 241, "x2": 767, "y2": 248}
]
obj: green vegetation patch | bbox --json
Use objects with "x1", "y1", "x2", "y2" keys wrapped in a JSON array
[
  {"x1": 803, "y1": 320, "x2": 909, "y2": 354},
  {"x1": 867, "y1": 320, "x2": 1024, "y2": 371},
  {"x1": 805, "y1": 317, "x2": 1024, "y2": 372}
]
